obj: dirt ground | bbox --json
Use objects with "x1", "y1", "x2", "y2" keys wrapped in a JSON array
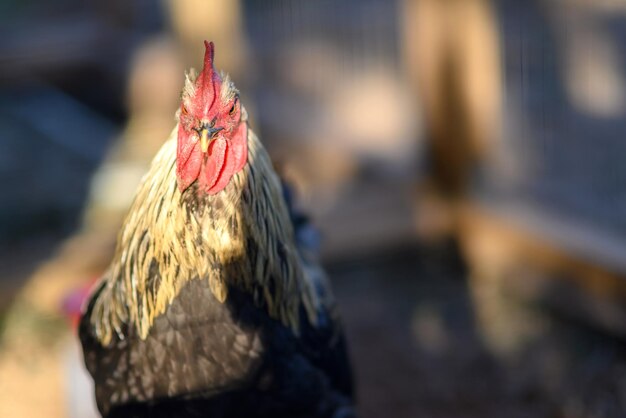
[{"x1": 330, "y1": 243, "x2": 626, "y2": 418}]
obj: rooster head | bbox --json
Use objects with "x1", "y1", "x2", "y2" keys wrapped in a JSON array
[{"x1": 176, "y1": 41, "x2": 247, "y2": 194}]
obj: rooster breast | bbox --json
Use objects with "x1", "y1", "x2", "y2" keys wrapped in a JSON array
[{"x1": 80, "y1": 273, "x2": 353, "y2": 418}]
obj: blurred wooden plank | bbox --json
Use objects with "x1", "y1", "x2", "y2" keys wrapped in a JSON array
[
  {"x1": 459, "y1": 200, "x2": 626, "y2": 337},
  {"x1": 471, "y1": 199, "x2": 626, "y2": 276}
]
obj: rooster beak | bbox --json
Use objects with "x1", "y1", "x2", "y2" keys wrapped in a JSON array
[{"x1": 200, "y1": 125, "x2": 224, "y2": 153}]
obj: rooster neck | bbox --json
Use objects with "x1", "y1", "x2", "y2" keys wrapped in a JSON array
[
  {"x1": 89, "y1": 126, "x2": 320, "y2": 345},
  {"x1": 182, "y1": 182, "x2": 237, "y2": 231}
]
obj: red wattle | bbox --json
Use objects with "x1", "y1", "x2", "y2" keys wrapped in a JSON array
[
  {"x1": 176, "y1": 139, "x2": 202, "y2": 192},
  {"x1": 177, "y1": 122, "x2": 248, "y2": 194},
  {"x1": 200, "y1": 137, "x2": 227, "y2": 192},
  {"x1": 230, "y1": 122, "x2": 248, "y2": 172},
  {"x1": 208, "y1": 142, "x2": 236, "y2": 194}
]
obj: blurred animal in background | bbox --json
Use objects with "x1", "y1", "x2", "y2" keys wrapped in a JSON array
[
  {"x1": 79, "y1": 42, "x2": 354, "y2": 418},
  {"x1": 164, "y1": 0, "x2": 249, "y2": 85},
  {"x1": 402, "y1": 0, "x2": 501, "y2": 239}
]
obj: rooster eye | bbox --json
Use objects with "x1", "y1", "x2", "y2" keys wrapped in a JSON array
[
  {"x1": 181, "y1": 105, "x2": 188, "y2": 116},
  {"x1": 229, "y1": 97, "x2": 239, "y2": 116}
]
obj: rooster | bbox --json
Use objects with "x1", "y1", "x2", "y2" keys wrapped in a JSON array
[{"x1": 79, "y1": 41, "x2": 354, "y2": 418}]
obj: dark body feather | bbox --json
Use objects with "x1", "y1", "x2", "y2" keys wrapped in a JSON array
[
  {"x1": 80, "y1": 275, "x2": 353, "y2": 418},
  {"x1": 79, "y1": 128, "x2": 354, "y2": 417}
]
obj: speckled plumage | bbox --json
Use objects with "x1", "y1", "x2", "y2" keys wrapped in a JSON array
[{"x1": 79, "y1": 67, "x2": 354, "y2": 417}]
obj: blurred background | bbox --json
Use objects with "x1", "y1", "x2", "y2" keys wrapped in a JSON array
[{"x1": 1, "y1": 0, "x2": 626, "y2": 416}]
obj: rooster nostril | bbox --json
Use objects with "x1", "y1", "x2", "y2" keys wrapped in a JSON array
[{"x1": 206, "y1": 126, "x2": 223, "y2": 138}]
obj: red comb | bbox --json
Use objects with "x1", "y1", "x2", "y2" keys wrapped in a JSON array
[
  {"x1": 196, "y1": 41, "x2": 220, "y2": 114},
  {"x1": 203, "y1": 40, "x2": 215, "y2": 68}
]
